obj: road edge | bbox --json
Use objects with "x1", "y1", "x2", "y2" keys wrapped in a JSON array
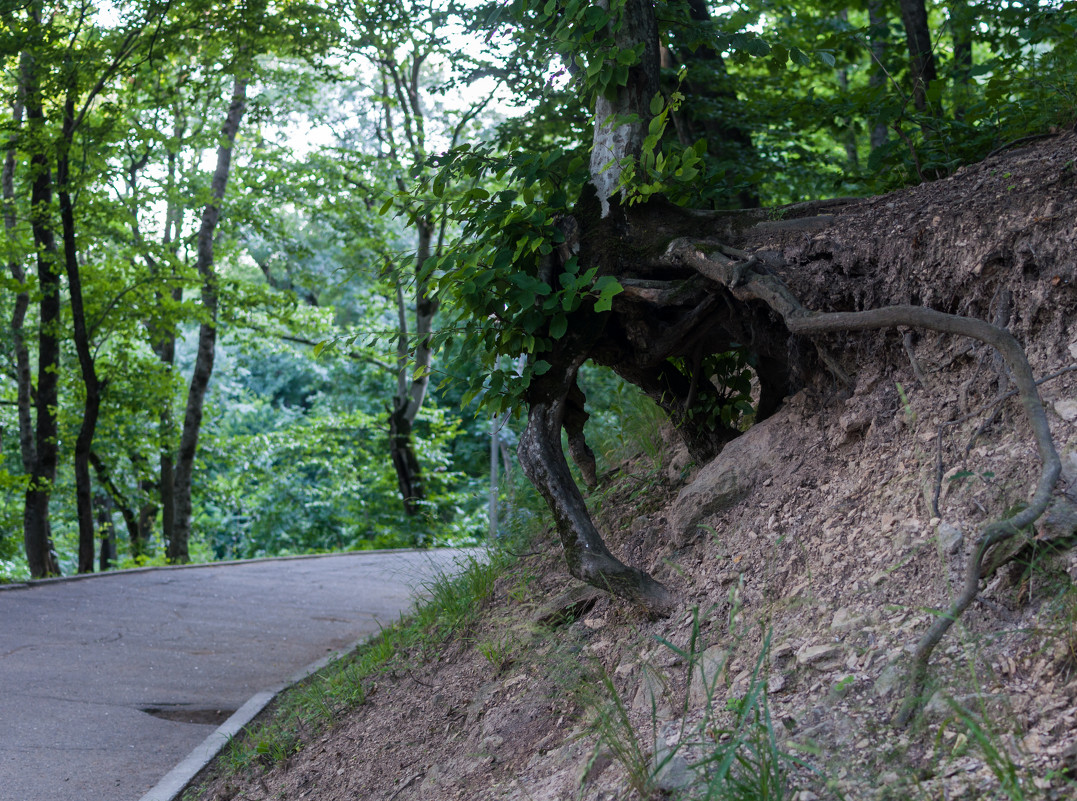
[
  {"x1": 137, "y1": 630, "x2": 380, "y2": 801},
  {"x1": 0, "y1": 547, "x2": 435, "y2": 593}
]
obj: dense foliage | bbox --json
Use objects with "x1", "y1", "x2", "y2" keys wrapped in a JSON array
[{"x1": 2, "y1": 0, "x2": 1075, "y2": 579}]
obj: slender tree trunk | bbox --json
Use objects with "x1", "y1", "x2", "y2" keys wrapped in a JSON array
[
  {"x1": 389, "y1": 217, "x2": 437, "y2": 517},
  {"x1": 517, "y1": 0, "x2": 677, "y2": 613},
  {"x1": 137, "y1": 477, "x2": 158, "y2": 556},
  {"x1": 156, "y1": 109, "x2": 185, "y2": 550},
  {"x1": 169, "y1": 76, "x2": 248, "y2": 563},
  {"x1": 867, "y1": 0, "x2": 890, "y2": 151},
  {"x1": 89, "y1": 452, "x2": 143, "y2": 553},
  {"x1": 96, "y1": 492, "x2": 116, "y2": 572},
  {"x1": 58, "y1": 58, "x2": 101, "y2": 574},
  {"x1": 22, "y1": 43, "x2": 61, "y2": 579},
  {"x1": 898, "y1": 0, "x2": 938, "y2": 113},
  {"x1": 3, "y1": 69, "x2": 34, "y2": 475},
  {"x1": 949, "y1": 0, "x2": 973, "y2": 119}
]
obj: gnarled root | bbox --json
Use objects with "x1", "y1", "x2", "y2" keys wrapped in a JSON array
[
  {"x1": 518, "y1": 366, "x2": 678, "y2": 618},
  {"x1": 666, "y1": 239, "x2": 1063, "y2": 724}
]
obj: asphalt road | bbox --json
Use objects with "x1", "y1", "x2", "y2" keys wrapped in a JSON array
[{"x1": 0, "y1": 549, "x2": 477, "y2": 801}]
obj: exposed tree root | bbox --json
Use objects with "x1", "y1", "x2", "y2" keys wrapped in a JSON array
[
  {"x1": 664, "y1": 238, "x2": 1063, "y2": 725},
  {"x1": 518, "y1": 358, "x2": 678, "y2": 618}
]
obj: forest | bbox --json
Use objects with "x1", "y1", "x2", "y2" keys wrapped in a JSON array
[{"x1": 1, "y1": 0, "x2": 1074, "y2": 583}]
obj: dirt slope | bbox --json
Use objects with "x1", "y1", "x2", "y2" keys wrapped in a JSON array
[{"x1": 189, "y1": 133, "x2": 1077, "y2": 801}]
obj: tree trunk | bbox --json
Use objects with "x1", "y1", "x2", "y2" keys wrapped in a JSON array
[
  {"x1": 58, "y1": 59, "x2": 101, "y2": 574},
  {"x1": 89, "y1": 452, "x2": 143, "y2": 552},
  {"x1": 96, "y1": 492, "x2": 116, "y2": 572},
  {"x1": 154, "y1": 106, "x2": 188, "y2": 550},
  {"x1": 867, "y1": 0, "x2": 890, "y2": 151},
  {"x1": 169, "y1": 76, "x2": 248, "y2": 563},
  {"x1": 589, "y1": 0, "x2": 661, "y2": 216},
  {"x1": 137, "y1": 476, "x2": 158, "y2": 556},
  {"x1": 389, "y1": 217, "x2": 437, "y2": 517},
  {"x1": 898, "y1": 0, "x2": 938, "y2": 113},
  {"x1": 515, "y1": 0, "x2": 685, "y2": 613},
  {"x1": 21, "y1": 42, "x2": 61, "y2": 579},
  {"x1": 678, "y1": 0, "x2": 759, "y2": 208},
  {"x1": 3, "y1": 65, "x2": 34, "y2": 476},
  {"x1": 949, "y1": 0, "x2": 973, "y2": 118}
]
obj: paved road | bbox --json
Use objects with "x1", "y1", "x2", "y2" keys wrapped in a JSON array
[{"x1": 0, "y1": 549, "x2": 477, "y2": 801}]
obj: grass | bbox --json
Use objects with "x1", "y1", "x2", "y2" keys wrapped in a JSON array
[
  {"x1": 183, "y1": 545, "x2": 515, "y2": 796},
  {"x1": 571, "y1": 612, "x2": 824, "y2": 801}
]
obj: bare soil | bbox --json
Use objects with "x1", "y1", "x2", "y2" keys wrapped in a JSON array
[{"x1": 189, "y1": 132, "x2": 1077, "y2": 801}]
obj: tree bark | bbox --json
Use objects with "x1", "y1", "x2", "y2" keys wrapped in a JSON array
[
  {"x1": 898, "y1": 0, "x2": 938, "y2": 113},
  {"x1": 519, "y1": 362, "x2": 676, "y2": 616},
  {"x1": 389, "y1": 219, "x2": 437, "y2": 517},
  {"x1": 89, "y1": 451, "x2": 142, "y2": 552},
  {"x1": 675, "y1": 0, "x2": 759, "y2": 208},
  {"x1": 21, "y1": 40, "x2": 62, "y2": 579},
  {"x1": 96, "y1": 491, "x2": 116, "y2": 572},
  {"x1": 3, "y1": 63, "x2": 35, "y2": 476},
  {"x1": 169, "y1": 76, "x2": 248, "y2": 563},
  {"x1": 155, "y1": 108, "x2": 186, "y2": 552},
  {"x1": 589, "y1": 0, "x2": 661, "y2": 216},
  {"x1": 867, "y1": 0, "x2": 890, "y2": 151},
  {"x1": 57, "y1": 56, "x2": 101, "y2": 574}
]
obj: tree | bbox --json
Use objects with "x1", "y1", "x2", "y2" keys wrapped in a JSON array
[
  {"x1": 422, "y1": 0, "x2": 1071, "y2": 724},
  {"x1": 351, "y1": 0, "x2": 496, "y2": 516},
  {"x1": 166, "y1": 73, "x2": 248, "y2": 563},
  {"x1": 897, "y1": 0, "x2": 937, "y2": 114}
]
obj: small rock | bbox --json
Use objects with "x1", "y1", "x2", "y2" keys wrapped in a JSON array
[
  {"x1": 632, "y1": 665, "x2": 671, "y2": 718},
  {"x1": 827, "y1": 675, "x2": 856, "y2": 703},
  {"x1": 688, "y1": 646, "x2": 728, "y2": 707},
  {"x1": 578, "y1": 749, "x2": 612, "y2": 785},
  {"x1": 873, "y1": 663, "x2": 903, "y2": 698},
  {"x1": 1056, "y1": 400, "x2": 1077, "y2": 423},
  {"x1": 770, "y1": 642, "x2": 795, "y2": 663},
  {"x1": 654, "y1": 743, "x2": 693, "y2": 792},
  {"x1": 664, "y1": 445, "x2": 691, "y2": 484},
  {"x1": 797, "y1": 644, "x2": 841, "y2": 666},
  {"x1": 531, "y1": 585, "x2": 603, "y2": 627},
  {"x1": 936, "y1": 522, "x2": 964, "y2": 555},
  {"x1": 830, "y1": 607, "x2": 868, "y2": 632}
]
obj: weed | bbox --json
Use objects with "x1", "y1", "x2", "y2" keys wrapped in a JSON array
[
  {"x1": 681, "y1": 631, "x2": 814, "y2": 801},
  {"x1": 949, "y1": 702, "x2": 1027, "y2": 801},
  {"x1": 576, "y1": 662, "x2": 657, "y2": 798},
  {"x1": 478, "y1": 631, "x2": 519, "y2": 673}
]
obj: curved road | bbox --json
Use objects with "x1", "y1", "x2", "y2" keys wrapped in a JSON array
[{"x1": 0, "y1": 549, "x2": 477, "y2": 801}]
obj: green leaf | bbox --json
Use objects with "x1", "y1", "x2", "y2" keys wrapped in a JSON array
[
  {"x1": 593, "y1": 276, "x2": 623, "y2": 312},
  {"x1": 744, "y1": 37, "x2": 771, "y2": 57},
  {"x1": 550, "y1": 314, "x2": 568, "y2": 339},
  {"x1": 790, "y1": 47, "x2": 810, "y2": 66},
  {"x1": 532, "y1": 360, "x2": 551, "y2": 376},
  {"x1": 583, "y1": 5, "x2": 609, "y2": 29},
  {"x1": 818, "y1": 50, "x2": 836, "y2": 67},
  {"x1": 649, "y1": 92, "x2": 664, "y2": 116}
]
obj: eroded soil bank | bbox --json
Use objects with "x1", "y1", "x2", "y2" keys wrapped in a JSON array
[{"x1": 189, "y1": 133, "x2": 1077, "y2": 801}]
